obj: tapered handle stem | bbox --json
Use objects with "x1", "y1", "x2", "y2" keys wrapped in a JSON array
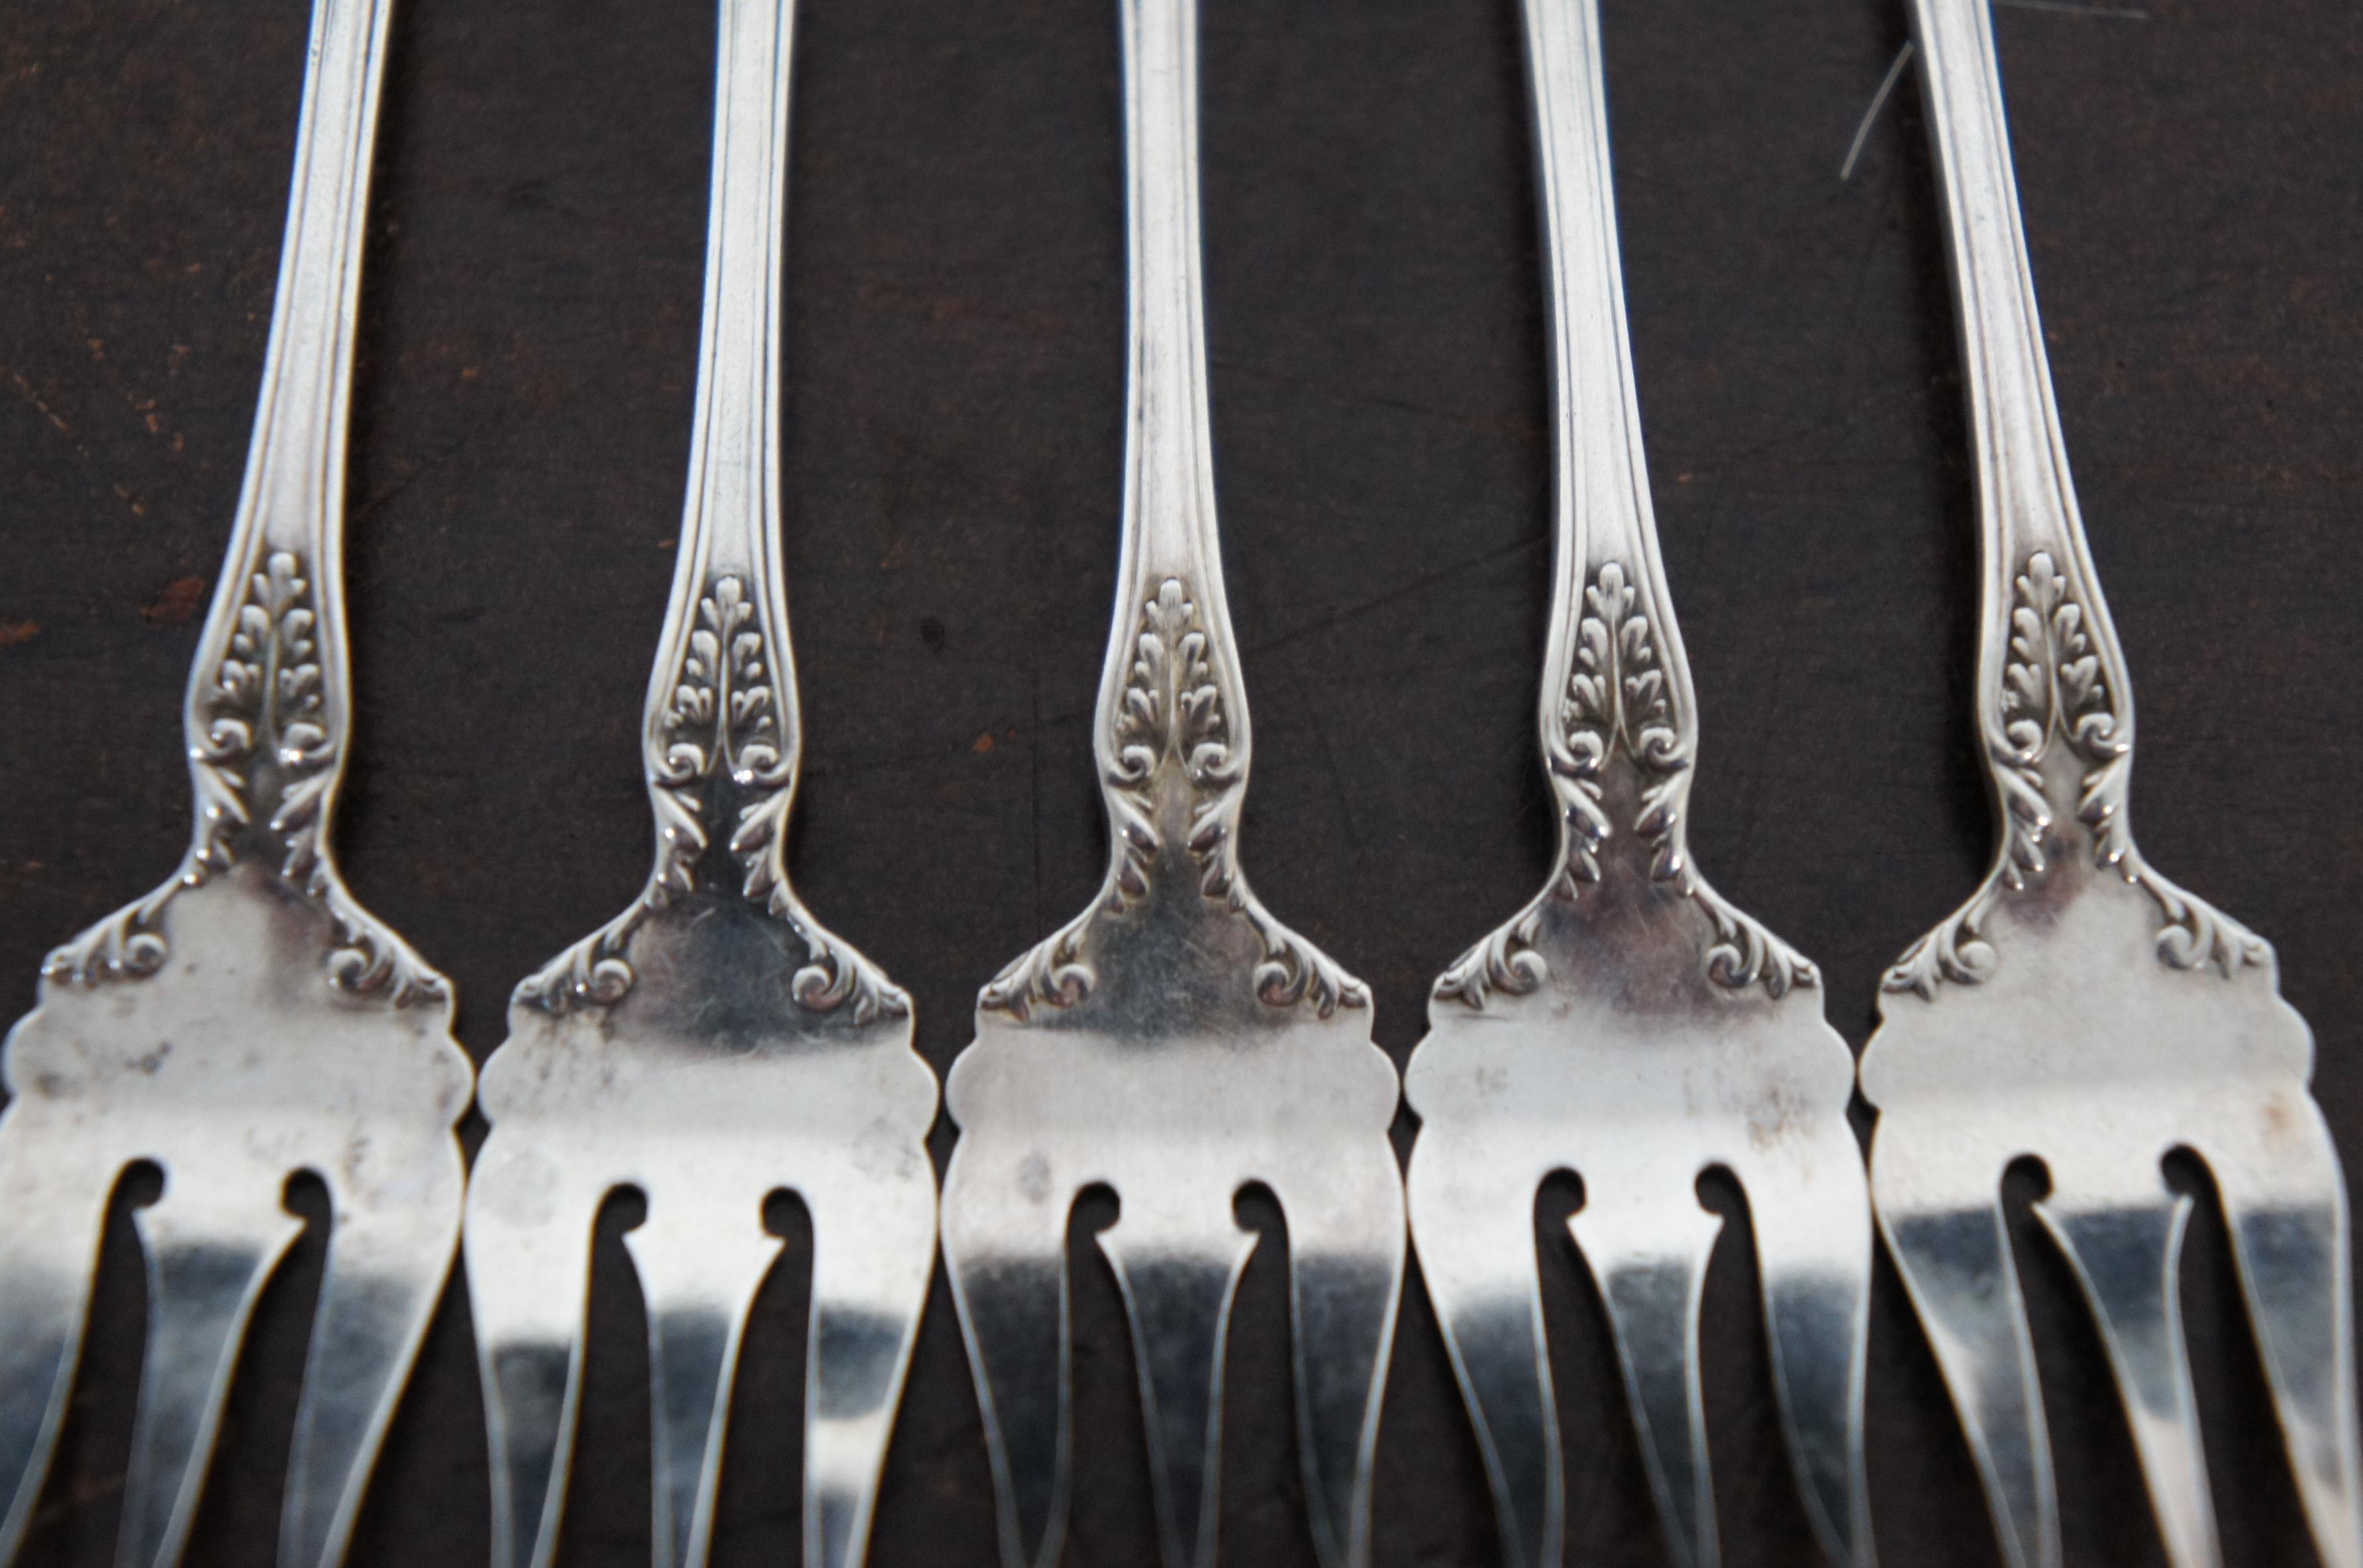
[
  {"x1": 1523, "y1": 0, "x2": 1702, "y2": 826},
  {"x1": 1099, "y1": 0, "x2": 1249, "y2": 773},
  {"x1": 642, "y1": 0, "x2": 804, "y2": 797},
  {"x1": 180, "y1": 0, "x2": 394, "y2": 861},
  {"x1": 1911, "y1": 0, "x2": 2138, "y2": 765}
]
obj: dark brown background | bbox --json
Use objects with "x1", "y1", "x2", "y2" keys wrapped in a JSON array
[{"x1": 2, "y1": 0, "x2": 2358, "y2": 1562}]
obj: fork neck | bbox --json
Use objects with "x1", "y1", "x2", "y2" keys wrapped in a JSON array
[
  {"x1": 179, "y1": 0, "x2": 393, "y2": 886},
  {"x1": 1096, "y1": 0, "x2": 1252, "y2": 779},
  {"x1": 641, "y1": 0, "x2": 805, "y2": 806},
  {"x1": 1912, "y1": 0, "x2": 2138, "y2": 771}
]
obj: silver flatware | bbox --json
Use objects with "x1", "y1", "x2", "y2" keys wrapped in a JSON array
[
  {"x1": 460, "y1": 1, "x2": 938, "y2": 1565},
  {"x1": 1858, "y1": 3, "x2": 2362, "y2": 1566},
  {"x1": 1401, "y1": 3, "x2": 1875, "y2": 1567},
  {"x1": 0, "y1": 1, "x2": 473, "y2": 1564},
  {"x1": 934, "y1": 1, "x2": 1407, "y2": 1565}
]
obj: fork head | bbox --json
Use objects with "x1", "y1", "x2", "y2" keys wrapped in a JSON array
[
  {"x1": 1, "y1": 547, "x2": 472, "y2": 1568},
  {"x1": 1405, "y1": 558, "x2": 1872, "y2": 1568},
  {"x1": 1862, "y1": 0, "x2": 2363, "y2": 1558},
  {"x1": 466, "y1": 564, "x2": 938, "y2": 1568},
  {"x1": 942, "y1": 574, "x2": 1404, "y2": 1568},
  {"x1": 462, "y1": 3, "x2": 939, "y2": 1563},
  {"x1": 1859, "y1": 564, "x2": 2358, "y2": 1568},
  {"x1": 936, "y1": 0, "x2": 1405, "y2": 1561},
  {"x1": 1401, "y1": 3, "x2": 1874, "y2": 1564}
]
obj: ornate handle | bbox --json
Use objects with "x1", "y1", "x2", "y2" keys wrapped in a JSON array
[
  {"x1": 1882, "y1": 0, "x2": 2268, "y2": 993},
  {"x1": 638, "y1": 0, "x2": 805, "y2": 840},
  {"x1": 515, "y1": 0, "x2": 901, "y2": 1021},
  {"x1": 1910, "y1": 0, "x2": 2140, "y2": 879},
  {"x1": 1524, "y1": 0, "x2": 1707, "y2": 901},
  {"x1": 179, "y1": 0, "x2": 391, "y2": 899},
  {"x1": 1095, "y1": 0, "x2": 1250, "y2": 789},
  {"x1": 974, "y1": 0, "x2": 1364, "y2": 1021},
  {"x1": 44, "y1": 0, "x2": 444, "y2": 1001}
]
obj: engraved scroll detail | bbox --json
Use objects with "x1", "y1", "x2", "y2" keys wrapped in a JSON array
[
  {"x1": 519, "y1": 575, "x2": 907, "y2": 1022},
  {"x1": 1885, "y1": 550, "x2": 2270, "y2": 997},
  {"x1": 980, "y1": 576, "x2": 1366, "y2": 1022},
  {"x1": 44, "y1": 550, "x2": 444, "y2": 1006},
  {"x1": 1436, "y1": 562, "x2": 1815, "y2": 1009}
]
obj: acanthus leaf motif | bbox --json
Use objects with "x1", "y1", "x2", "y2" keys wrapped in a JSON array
[
  {"x1": 1439, "y1": 559, "x2": 1815, "y2": 1009},
  {"x1": 980, "y1": 575, "x2": 1366, "y2": 1023},
  {"x1": 519, "y1": 574, "x2": 908, "y2": 1024},
  {"x1": 43, "y1": 550, "x2": 444, "y2": 1006},
  {"x1": 1884, "y1": 548, "x2": 2270, "y2": 997}
]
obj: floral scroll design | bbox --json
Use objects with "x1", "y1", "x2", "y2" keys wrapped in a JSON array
[
  {"x1": 1885, "y1": 551, "x2": 2270, "y2": 997},
  {"x1": 1436, "y1": 561, "x2": 1815, "y2": 1010},
  {"x1": 980, "y1": 576, "x2": 1366, "y2": 1022},
  {"x1": 519, "y1": 575, "x2": 906, "y2": 1024},
  {"x1": 44, "y1": 551, "x2": 444, "y2": 1005}
]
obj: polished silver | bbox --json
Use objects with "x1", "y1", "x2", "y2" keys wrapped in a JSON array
[
  {"x1": 0, "y1": 1, "x2": 472, "y2": 1565},
  {"x1": 460, "y1": 2, "x2": 938, "y2": 1566},
  {"x1": 1400, "y1": 4, "x2": 1874, "y2": 1567},
  {"x1": 935, "y1": 1, "x2": 1405, "y2": 1565},
  {"x1": 1857, "y1": 3, "x2": 2362, "y2": 1567}
]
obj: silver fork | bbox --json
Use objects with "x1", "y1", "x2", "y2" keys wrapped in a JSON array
[
  {"x1": 1857, "y1": 2, "x2": 2362, "y2": 1566},
  {"x1": 458, "y1": 2, "x2": 939, "y2": 1566},
  {"x1": 1401, "y1": 3, "x2": 1874, "y2": 1567},
  {"x1": 934, "y1": 1, "x2": 1407, "y2": 1565},
  {"x1": 0, "y1": 1, "x2": 473, "y2": 1565}
]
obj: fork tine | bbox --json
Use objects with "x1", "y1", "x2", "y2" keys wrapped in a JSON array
[
  {"x1": 118, "y1": 1170, "x2": 306, "y2": 1568},
  {"x1": 1096, "y1": 1200, "x2": 1258, "y2": 1568},
  {"x1": 0, "y1": 1116, "x2": 117, "y2": 1559},
  {"x1": 464, "y1": 1151, "x2": 605, "y2": 1568},
  {"x1": 1272, "y1": 1152, "x2": 1405, "y2": 1568},
  {"x1": 2031, "y1": 1183, "x2": 2215, "y2": 1568},
  {"x1": 940, "y1": 1153, "x2": 1075, "y2": 1568},
  {"x1": 278, "y1": 1153, "x2": 466, "y2": 1568},
  {"x1": 803, "y1": 1171, "x2": 936, "y2": 1568},
  {"x1": 1872, "y1": 1155, "x2": 2054, "y2": 1568},
  {"x1": 1736, "y1": 1144, "x2": 1876, "y2": 1568},
  {"x1": 1569, "y1": 1193, "x2": 1725, "y2": 1568},
  {"x1": 2199, "y1": 1099, "x2": 2363, "y2": 1568},
  {"x1": 1403, "y1": 1147, "x2": 1558, "y2": 1568},
  {"x1": 624, "y1": 1205, "x2": 783, "y2": 1568}
]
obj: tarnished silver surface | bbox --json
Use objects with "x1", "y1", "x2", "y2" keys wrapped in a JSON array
[
  {"x1": 0, "y1": 1, "x2": 473, "y2": 1565},
  {"x1": 460, "y1": 2, "x2": 938, "y2": 1566},
  {"x1": 1401, "y1": 4, "x2": 1873, "y2": 1567},
  {"x1": 1858, "y1": 3, "x2": 2362, "y2": 1567},
  {"x1": 935, "y1": 2, "x2": 1405, "y2": 1565}
]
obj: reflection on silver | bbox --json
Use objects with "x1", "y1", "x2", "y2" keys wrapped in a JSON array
[
  {"x1": 460, "y1": 2, "x2": 937, "y2": 1566},
  {"x1": 1401, "y1": 4, "x2": 1874, "y2": 1567},
  {"x1": 0, "y1": 1, "x2": 473, "y2": 1564},
  {"x1": 1859, "y1": 3, "x2": 2362, "y2": 1567},
  {"x1": 936, "y1": 1, "x2": 1405, "y2": 1565}
]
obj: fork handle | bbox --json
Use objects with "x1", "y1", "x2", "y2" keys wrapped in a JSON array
[
  {"x1": 1521, "y1": 0, "x2": 1706, "y2": 869},
  {"x1": 1911, "y1": 0, "x2": 2141, "y2": 855},
  {"x1": 177, "y1": 0, "x2": 393, "y2": 878},
  {"x1": 640, "y1": 0, "x2": 805, "y2": 798},
  {"x1": 1094, "y1": 0, "x2": 1253, "y2": 781}
]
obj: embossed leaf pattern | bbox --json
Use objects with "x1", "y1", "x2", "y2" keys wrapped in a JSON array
[
  {"x1": 1886, "y1": 548, "x2": 2270, "y2": 996},
  {"x1": 521, "y1": 573, "x2": 905, "y2": 1022},
  {"x1": 45, "y1": 550, "x2": 444, "y2": 1005},
  {"x1": 982, "y1": 573, "x2": 1368, "y2": 1021},
  {"x1": 1442, "y1": 559, "x2": 1811, "y2": 1008}
]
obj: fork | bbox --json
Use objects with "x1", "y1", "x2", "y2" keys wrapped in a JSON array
[
  {"x1": 0, "y1": 1, "x2": 474, "y2": 1565},
  {"x1": 458, "y1": 1, "x2": 939, "y2": 1566},
  {"x1": 934, "y1": 1, "x2": 1407, "y2": 1565},
  {"x1": 1399, "y1": 3, "x2": 1875, "y2": 1567},
  {"x1": 1856, "y1": 2, "x2": 2363, "y2": 1566}
]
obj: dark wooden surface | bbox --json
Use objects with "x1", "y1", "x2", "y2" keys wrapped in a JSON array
[{"x1": 2, "y1": 0, "x2": 2359, "y2": 1563}]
